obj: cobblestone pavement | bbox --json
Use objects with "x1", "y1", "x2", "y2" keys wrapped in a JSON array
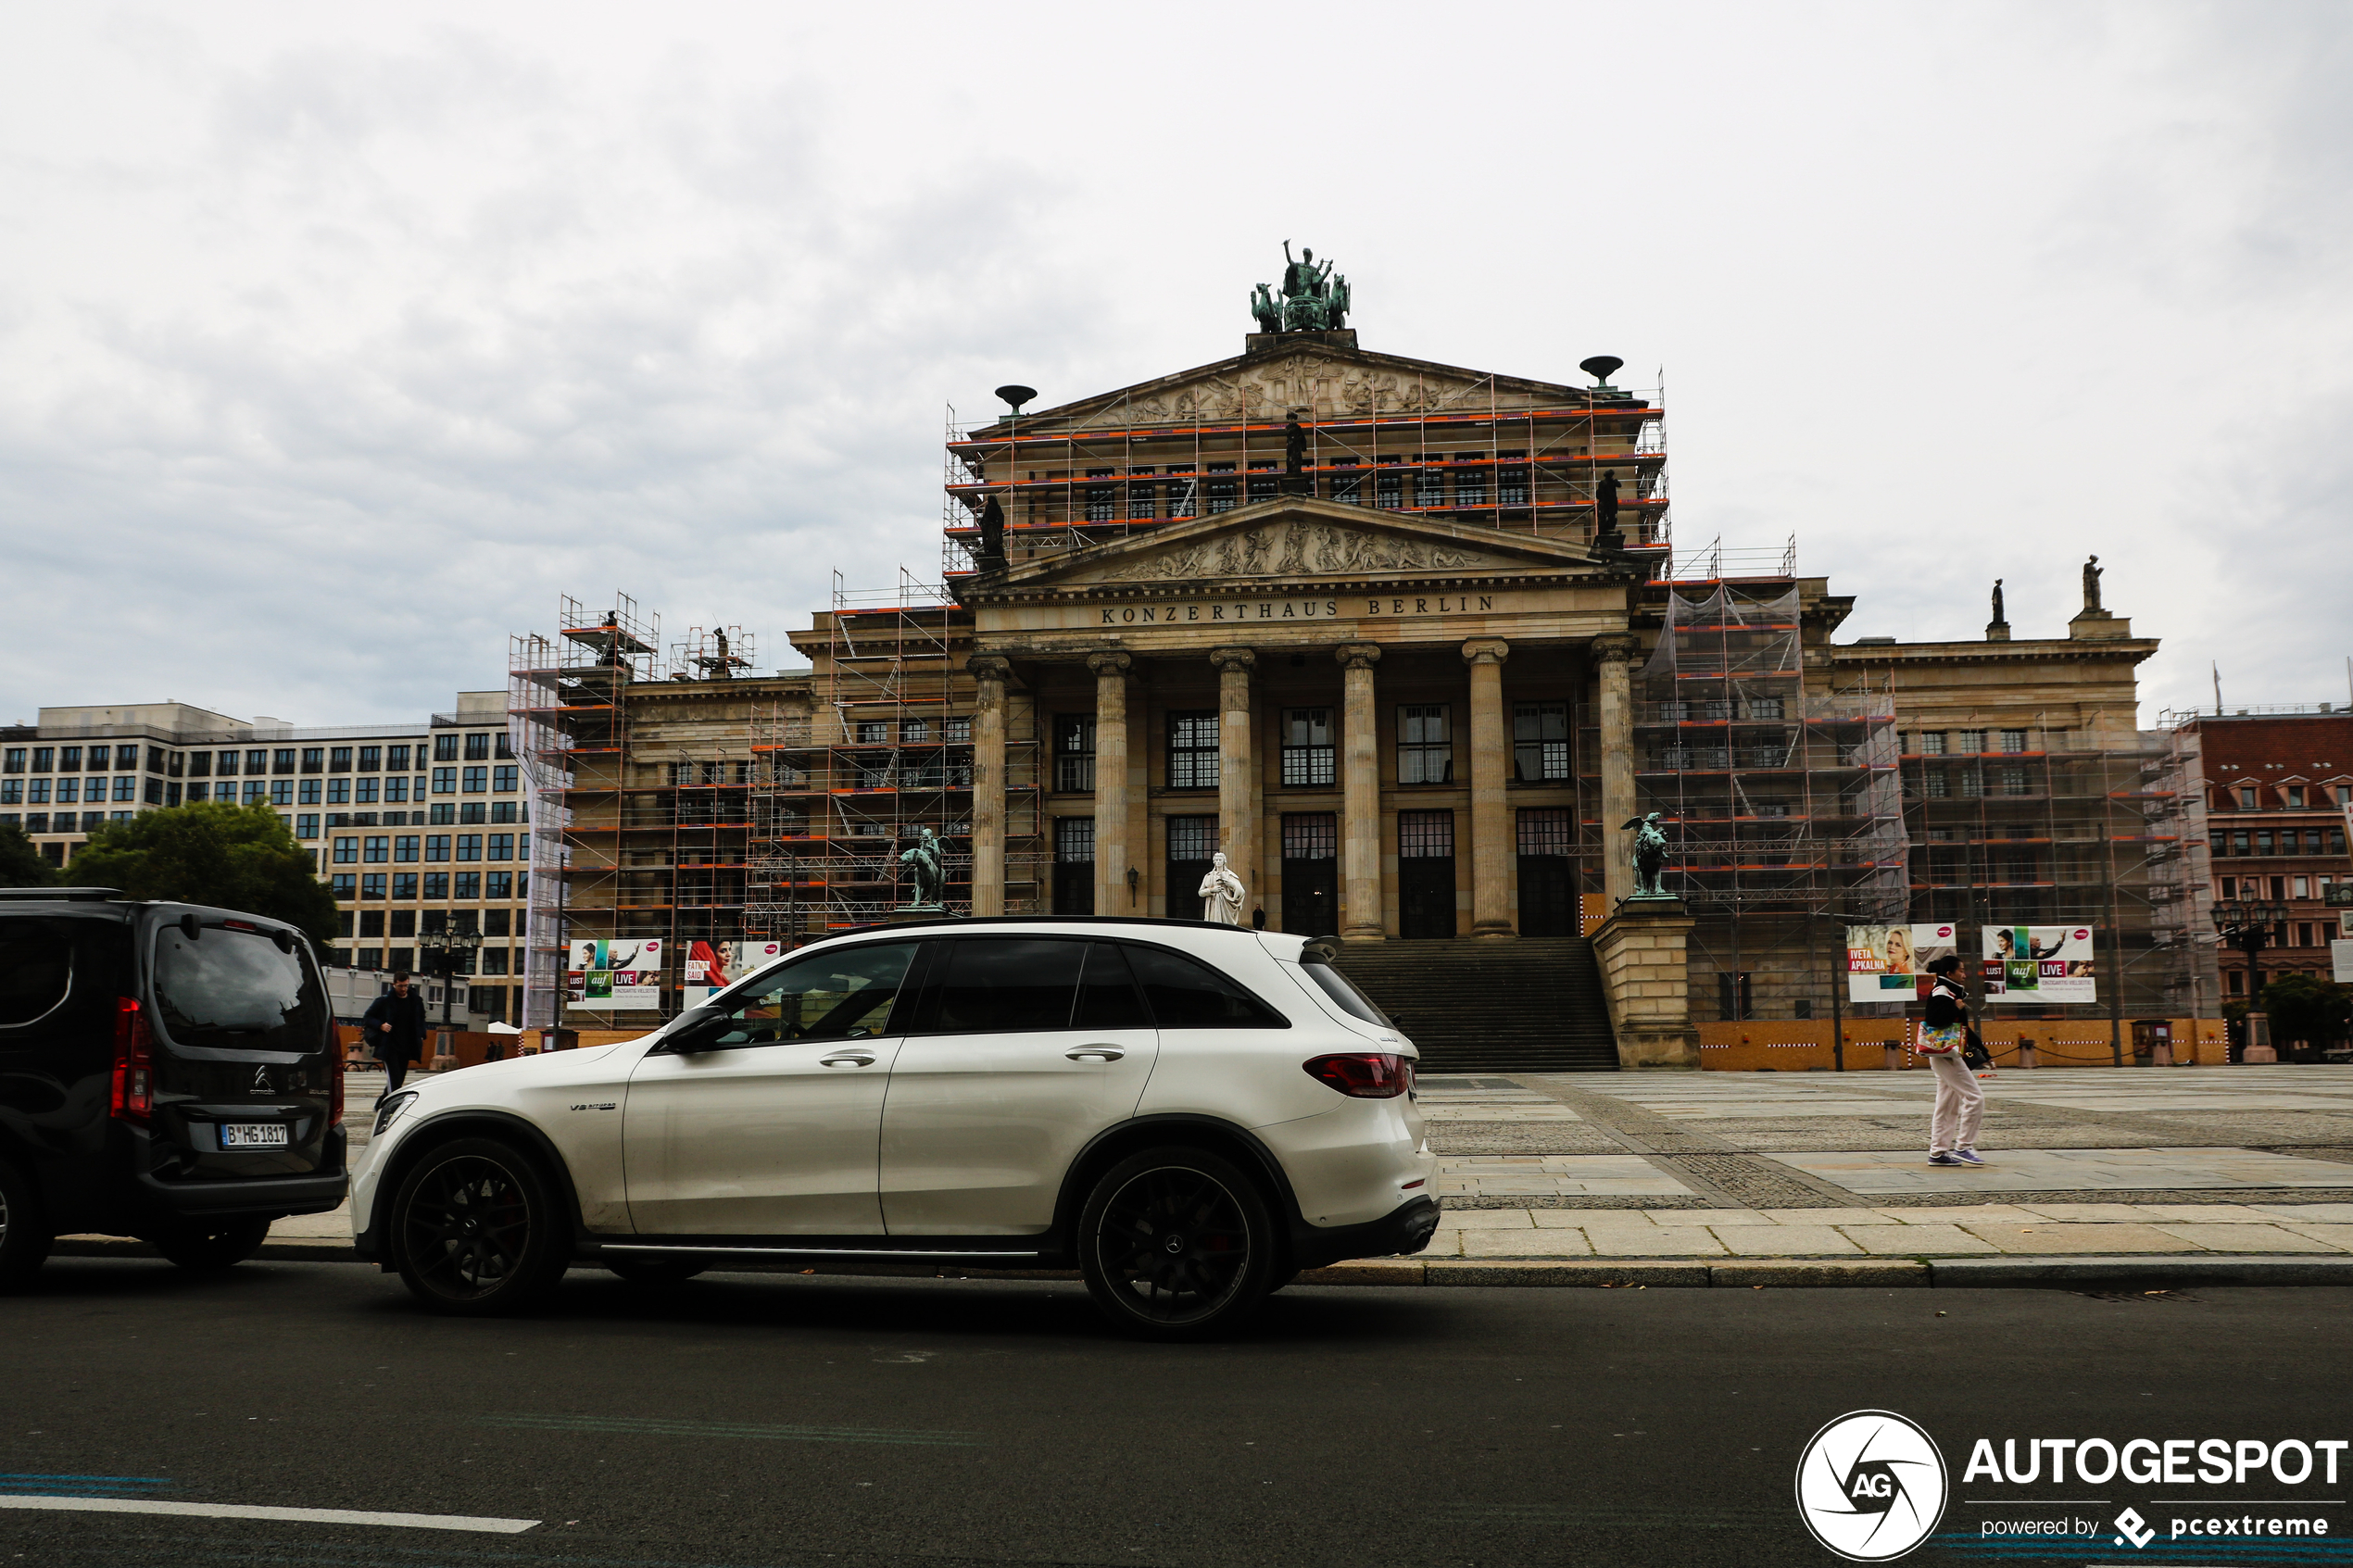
[{"x1": 1419, "y1": 1067, "x2": 2353, "y2": 1245}]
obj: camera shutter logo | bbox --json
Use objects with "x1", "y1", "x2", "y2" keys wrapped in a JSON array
[{"x1": 1795, "y1": 1410, "x2": 1948, "y2": 1562}]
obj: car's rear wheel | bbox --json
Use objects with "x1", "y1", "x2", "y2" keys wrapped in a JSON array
[
  {"x1": 391, "y1": 1137, "x2": 570, "y2": 1316},
  {"x1": 0, "y1": 1160, "x2": 52, "y2": 1290},
  {"x1": 1078, "y1": 1146, "x2": 1280, "y2": 1340},
  {"x1": 605, "y1": 1256, "x2": 707, "y2": 1286},
  {"x1": 154, "y1": 1217, "x2": 272, "y2": 1271}
]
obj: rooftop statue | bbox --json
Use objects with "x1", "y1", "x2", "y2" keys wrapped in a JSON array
[
  {"x1": 2082, "y1": 555, "x2": 2103, "y2": 613},
  {"x1": 1250, "y1": 241, "x2": 1351, "y2": 334}
]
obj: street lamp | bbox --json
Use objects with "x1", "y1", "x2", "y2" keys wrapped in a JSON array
[
  {"x1": 418, "y1": 925, "x2": 486, "y2": 1027},
  {"x1": 2211, "y1": 897, "x2": 2287, "y2": 1057}
]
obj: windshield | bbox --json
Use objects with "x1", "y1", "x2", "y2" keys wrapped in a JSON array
[
  {"x1": 1298, "y1": 957, "x2": 1391, "y2": 1027},
  {"x1": 152, "y1": 921, "x2": 328, "y2": 1053}
]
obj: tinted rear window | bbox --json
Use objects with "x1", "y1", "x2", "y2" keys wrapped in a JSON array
[
  {"x1": 1124, "y1": 945, "x2": 1289, "y2": 1030},
  {"x1": 1301, "y1": 959, "x2": 1391, "y2": 1026},
  {"x1": 0, "y1": 919, "x2": 75, "y2": 1028},
  {"x1": 153, "y1": 922, "x2": 328, "y2": 1053}
]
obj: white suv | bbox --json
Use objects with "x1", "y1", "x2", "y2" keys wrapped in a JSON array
[{"x1": 351, "y1": 920, "x2": 1437, "y2": 1337}]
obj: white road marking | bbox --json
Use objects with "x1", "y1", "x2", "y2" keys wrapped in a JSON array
[{"x1": 0, "y1": 1495, "x2": 539, "y2": 1533}]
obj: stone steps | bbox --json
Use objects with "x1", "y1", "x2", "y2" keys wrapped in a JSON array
[{"x1": 1332, "y1": 936, "x2": 1618, "y2": 1073}]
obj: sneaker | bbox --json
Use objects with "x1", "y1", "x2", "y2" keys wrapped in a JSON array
[
  {"x1": 1927, "y1": 1152, "x2": 1965, "y2": 1166},
  {"x1": 1955, "y1": 1149, "x2": 1988, "y2": 1166}
]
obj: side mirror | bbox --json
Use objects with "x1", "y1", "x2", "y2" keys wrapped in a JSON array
[{"x1": 658, "y1": 1006, "x2": 731, "y2": 1055}]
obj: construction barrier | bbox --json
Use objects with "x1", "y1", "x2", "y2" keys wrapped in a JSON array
[{"x1": 1695, "y1": 1018, "x2": 2228, "y2": 1072}]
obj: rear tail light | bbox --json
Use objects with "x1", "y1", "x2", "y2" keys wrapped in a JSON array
[
  {"x1": 329, "y1": 1033, "x2": 346, "y2": 1126},
  {"x1": 1303, "y1": 1052, "x2": 1409, "y2": 1098},
  {"x1": 111, "y1": 997, "x2": 155, "y2": 1123}
]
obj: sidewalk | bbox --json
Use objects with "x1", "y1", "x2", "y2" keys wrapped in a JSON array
[{"x1": 52, "y1": 1066, "x2": 2353, "y2": 1288}]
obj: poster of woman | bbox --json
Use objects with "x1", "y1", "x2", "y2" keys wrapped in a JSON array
[{"x1": 1845, "y1": 923, "x2": 1957, "y2": 1001}]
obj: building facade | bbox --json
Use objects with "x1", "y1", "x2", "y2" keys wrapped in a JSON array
[
  {"x1": 1, "y1": 694, "x2": 531, "y2": 1023},
  {"x1": 519, "y1": 296, "x2": 2205, "y2": 1052},
  {"x1": 2164, "y1": 709, "x2": 2353, "y2": 1000}
]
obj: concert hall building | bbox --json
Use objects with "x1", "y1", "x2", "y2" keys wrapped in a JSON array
[{"x1": 523, "y1": 287, "x2": 2208, "y2": 1064}]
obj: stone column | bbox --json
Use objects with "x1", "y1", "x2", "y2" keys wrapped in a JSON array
[
  {"x1": 1087, "y1": 649, "x2": 1132, "y2": 916},
  {"x1": 966, "y1": 655, "x2": 1010, "y2": 917},
  {"x1": 1462, "y1": 637, "x2": 1513, "y2": 938},
  {"x1": 1336, "y1": 643, "x2": 1384, "y2": 940},
  {"x1": 1593, "y1": 634, "x2": 1639, "y2": 908},
  {"x1": 1210, "y1": 646, "x2": 1257, "y2": 899}
]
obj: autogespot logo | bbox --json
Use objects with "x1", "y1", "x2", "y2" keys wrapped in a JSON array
[{"x1": 1797, "y1": 1411, "x2": 1949, "y2": 1562}]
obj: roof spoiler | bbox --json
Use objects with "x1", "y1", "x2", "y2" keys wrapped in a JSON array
[{"x1": 0, "y1": 886, "x2": 123, "y2": 901}]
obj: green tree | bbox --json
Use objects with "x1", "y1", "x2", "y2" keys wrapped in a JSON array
[
  {"x1": 2259, "y1": 972, "x2": 2350, "y2": 1049},
  {"x1": 67, "y1": 803, "x2": 337, "y2": 951},
  {"x1": 0, "y1": 822, "x2": 57, "y2": 887}
]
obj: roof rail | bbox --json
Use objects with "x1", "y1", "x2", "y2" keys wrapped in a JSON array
[
  {"x1": 0, "y1": 886, "x2": 123, "y2": 901},
  {"x1": 823, "y1": 913, "x2": 1264, "y2": 939}
]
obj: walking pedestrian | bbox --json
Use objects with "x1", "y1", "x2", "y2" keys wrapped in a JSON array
[
  {"x1": 1918, "y1": 955, "x2": 1988, "y2": 1168},
  {"x1": 361, "y1": 972, "x2": 427, "y2": 1092}
]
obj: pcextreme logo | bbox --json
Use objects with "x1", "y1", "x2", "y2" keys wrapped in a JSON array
[{"x1": 1796, "y1": 1410, "x2": 1949, "y2": 1562}]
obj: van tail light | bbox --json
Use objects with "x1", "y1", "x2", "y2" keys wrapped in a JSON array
[
  {"x1": 329, "y1": 1033, "x2": 346, "y2": 1126},
  {"x1": 1303, "y1": 1052, "x2": 1409, "y2": 1098},
  {"x1": 111, "y1": 997, "x2": 156, "y2": 1123}
]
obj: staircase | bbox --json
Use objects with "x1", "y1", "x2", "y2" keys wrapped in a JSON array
[{"x1": 1332, "y1": 936, "x2": 1619, "y2": 1073}]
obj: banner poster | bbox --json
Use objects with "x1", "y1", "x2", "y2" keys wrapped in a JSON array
[
  {"x1": 564, "y1": 936, "x2": 664, "y2": 1010},
  {"x1": 1982, "y1": 924, "x2": 2097, "y2": 1004},
  {"x1": 681, "y1": 940, "x2": 785, "y2": 1007},
  {"x1": 1845, "y1": 923, "x2": 1958, "y2": 1002}
]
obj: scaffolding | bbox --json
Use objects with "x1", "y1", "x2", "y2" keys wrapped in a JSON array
[
  {"x1": 744, "y1": 571, "x2": 1046, "y2": 945},
  {"x1": 939, "y1": 370, "x2": 1670, "y2": 578},
  {"x1": 507, "y1": 594, "x2": 661, "y2": 1030},
  {"x1": 1878, "y1": 720, "x2": 2193, "y2": 1027}
]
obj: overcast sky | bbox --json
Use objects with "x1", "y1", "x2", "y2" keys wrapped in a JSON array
[{"x1": 5, "y1": 1, "x2": 2347, "y2": 729}]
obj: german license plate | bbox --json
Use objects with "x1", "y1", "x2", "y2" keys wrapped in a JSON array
[{"x1": 220, "y1": 1123, "x2": 290, "y2": 1149}]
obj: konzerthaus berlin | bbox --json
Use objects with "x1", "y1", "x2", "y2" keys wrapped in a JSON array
[{"x1": 538, "y1": 257, "x2": 2206, "y2": 1065}]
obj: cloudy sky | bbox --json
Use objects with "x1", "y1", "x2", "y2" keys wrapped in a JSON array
[{"x1": 4, "y1": 1, "x2": 2347, "y2": 728}]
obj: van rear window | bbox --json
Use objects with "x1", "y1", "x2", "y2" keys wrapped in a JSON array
[
  {"x1": 153, "y1": 923, "x2": 327, "y2": 1053},
  {"x1": 0, "y1": 919, "x2": 74, "y2": 1028}
]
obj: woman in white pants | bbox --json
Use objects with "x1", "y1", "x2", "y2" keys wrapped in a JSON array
[{"x1": 1918, "y1": 955, "x2": 1986, "y2": 1167}]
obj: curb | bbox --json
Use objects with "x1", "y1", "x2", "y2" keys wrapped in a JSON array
[{"x1": 47, "y1": 1238, "x2": 2353, "y2": 1289}]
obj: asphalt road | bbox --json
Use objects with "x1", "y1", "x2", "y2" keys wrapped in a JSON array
[{"x1": 4, "y1": 1260, "x2": 2349, "y2": 1568}]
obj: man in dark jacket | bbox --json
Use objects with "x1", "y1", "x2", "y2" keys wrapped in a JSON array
[{"x1": 361, "y1": 972, "x2": 428, "y2": 1091}]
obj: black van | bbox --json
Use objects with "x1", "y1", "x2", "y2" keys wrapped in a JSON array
[{"x1": 0, "y1": 888, "x2": 347, "y2": 1284}]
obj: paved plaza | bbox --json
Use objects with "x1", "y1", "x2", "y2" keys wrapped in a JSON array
[{"x1": 1413, "y1": 1064, "x2": 2353, "y2": 1260}]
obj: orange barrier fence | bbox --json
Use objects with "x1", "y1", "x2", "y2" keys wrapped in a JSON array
[{"x1": 1695, "y1": 1019, "x2": 2228, "y2": 1072}]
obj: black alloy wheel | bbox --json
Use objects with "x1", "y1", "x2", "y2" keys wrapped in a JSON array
[
  {"x1": 605, "y1": 1256, "x2": 707, "y2": 1286},
  {"x1": 1079, "y1": 1146, "x2": 1279, "y2": 1339},
  {"x1": 0, "y1": 1160, "x2": 52, "y2": 1289},
  {"x1": 154, "y1": 1217, "x2": 272, "y2": 1271},
  {"x1": 391, "y1": 1137, "x2": 569, "y2": 1315}
]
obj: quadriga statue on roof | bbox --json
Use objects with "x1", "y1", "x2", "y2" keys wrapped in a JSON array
[{"x1": 1250, "y1": 242, "x2": 1351, "y2": 334}]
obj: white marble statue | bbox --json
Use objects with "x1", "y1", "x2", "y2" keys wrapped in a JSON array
[{"x1": 1198, "y1": 851, "x2": 1245, "y2": 925}]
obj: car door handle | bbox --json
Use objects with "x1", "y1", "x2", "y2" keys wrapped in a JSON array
[
  {"x1": 1064, "y1": 1046, "x2": 1125, "y2": 1062},
  {"x1": 819, "y1": 1052, "x2": 877, "y2": 1068}
]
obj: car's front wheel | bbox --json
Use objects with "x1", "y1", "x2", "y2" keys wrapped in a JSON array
[
  {"x1": 1078, "y1": 1146, "x2": 1281, "y2": 1340},
  {"x1": 0, "y1": 1159, "x2": 52, "y2": 1290},
  {"x1": 390, "y1": 1137, "x2": 571, "y2": 1316},
  {"x1": 154, "y1": 1217, "x2": 271, "y2": 1271}
]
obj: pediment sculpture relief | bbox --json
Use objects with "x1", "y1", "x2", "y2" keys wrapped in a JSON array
[{"x1": 1095, "y1": 520, "x2": 1499, "y2": 583}]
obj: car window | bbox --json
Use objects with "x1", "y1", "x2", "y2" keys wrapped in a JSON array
[
  {"x1": 0, "y1": 919, "x2": 74, "y2": 1029},
  {"x1": 1299, "y1": 958, "x2": 1391, "y2": 1026},
  {"x1": 716, "y1": 941, "x2": 917, "y2": 1047},
  {"x1": 1122, "y1": 944, "x2": 1290, "y2": 1030},
  {"x1": 1073, "y1": 942, "x2": 1151, "y2": 1031},
  {"x1": 152, "y1": 922, "x2": 327, "y2": 1053},
  {"x1": 931, "y1": 938, "x2": 1088, "y2": 1034}
]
